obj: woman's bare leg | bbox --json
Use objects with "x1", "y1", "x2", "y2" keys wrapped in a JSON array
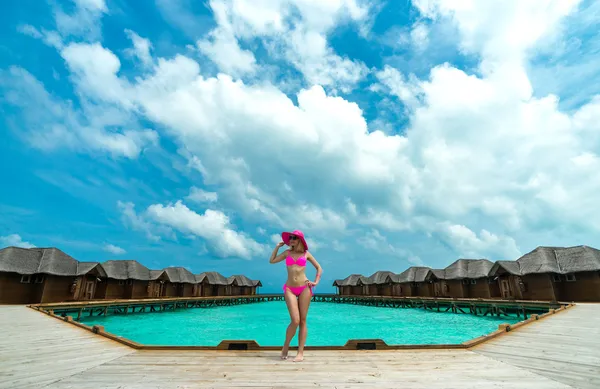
[
  {"x1": 294, "y1": 287, "x2": 312, "y2": 362},
  {"x1": 281, "y1": 287, "x2": 300, "y2": 359}
]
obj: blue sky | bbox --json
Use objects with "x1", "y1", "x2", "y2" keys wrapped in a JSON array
[{"x1": 1, "y1": 0, "x2": 599, "y2": 293}]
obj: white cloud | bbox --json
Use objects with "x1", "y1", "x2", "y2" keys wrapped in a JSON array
[
  {"x1": 413, "y1": 0, "x2": 580, "y2": 69},
  {"x1": 0, "y1": 234, "x2": 36, "y2": 249},
  {"x1": 186, "y1": 187, "x2": 218, "y2": 203},
  {"x1": 0, "y1": 67, "x2": 158, "y2": 159},
  {"x1": 125, "y1": 29, "x2": 153, "y2": 68},
  {"x1": 147, "y1": 200, "x2": 266, "y2": 258},
  {"x1": 197, "y1": 27, "x2": 257, "y2": 77},
  {"x1": 104, "y1": 243, "x2": 126, "y2": 255},
  {"x1": 357, "y1": 229, "x2": 424, "y2": 266},
  {"x1": 410, "y1": 22, "x2": 429, "y2": 50},
  {"x1": 375, "y1": 65, "x2": 422, "y2": 108},
  {"x1": 197, "y1": 0, "x2": 370, "y2": 91},
  {"x1": 434, "y1": 222, "x2": 521, "y2": 260},
  {"x1": 117, "y1": 201, "x2": 175, "y2": 241}
]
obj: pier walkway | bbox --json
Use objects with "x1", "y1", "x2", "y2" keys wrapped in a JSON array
[{"x1": 1, "y1": 304, "x2": 598, "y2": 389}]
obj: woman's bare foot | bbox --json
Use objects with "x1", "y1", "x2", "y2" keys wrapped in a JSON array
[
  {"x1": 293, "y1": 353, "x2": 304, "y2": 362},
  {"x1": 281, "y1": 345, "x2": 289, "y2": 360}
]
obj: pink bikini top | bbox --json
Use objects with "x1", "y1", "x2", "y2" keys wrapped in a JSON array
[{"x1": 286, "y1": 252, "x2": 307, "y2": 267}]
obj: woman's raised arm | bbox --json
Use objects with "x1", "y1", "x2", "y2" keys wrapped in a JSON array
[{"x1": 269, "y1": 242, "x2": 288, "y2": 264}]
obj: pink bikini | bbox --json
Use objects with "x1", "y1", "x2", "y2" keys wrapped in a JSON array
[{"x1": 283, "y1": 252, "x2": 313, "y2": 296}]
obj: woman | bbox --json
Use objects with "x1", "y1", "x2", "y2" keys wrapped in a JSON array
[{"x1": 269, "y1": 229, "x2": 322, "y2": 362}]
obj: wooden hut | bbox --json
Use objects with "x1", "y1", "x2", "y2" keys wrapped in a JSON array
[
  {"x1": 391, "y1": 267, "x2": 437, "y2": 297},
  {"x1": 333, "y1": 274, "x2": 364, "y2": 295},
  {"x1": 227, "y1": 275, "x2": 261, "y2": 295},
  {"x1": 0, "y1": 247, "x2": 107, "y2": 304},
  {"x1": 98, "y1": 260, "x2": 158, "y2": 299},
  {"x1": 163, "y1": 267, "x2": 197, "y2": 297},
  {"x1": 364, "y1": 271, "x2": 396, "y2": 296},
  {"x1": 489, "y1": 246, "x2": 600, "y2": 302},
  {"x1": 196, "y1": 271, "x2": 229, "y2": 296},
  {"x1": 438, "y1": 259, "x2": 495, "y2": 298}
]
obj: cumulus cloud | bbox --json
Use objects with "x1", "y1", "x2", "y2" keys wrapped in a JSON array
[
  {"x1": 146, "y1": 201, "x2": 266, "y2": 258},
  {"x1": 197, "y1": 0, "x2": 370, "y2": 91},
  {"x1": 104, "y1": 243, "x2": 126, "y2": 255},
  {"x1": 0, "y1": 234, "x2": 36, "y2": 249}
]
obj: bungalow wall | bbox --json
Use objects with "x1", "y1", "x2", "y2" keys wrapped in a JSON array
[
  {"x1": 350, "y1": 286, "x2": 362, "y2": 295},
  {"x1": 442, "y1": 280, "x2": 465, "y2": 298},
  {"x1": 433, "y1": 281, "x2": 448, "y2": 297},
  {"x1": 416, "y1": 282, "x2": 434, "y2": 297},
  {"x1": 192, "y1": 284, "x2": 203, "y2": 297},
  {"x1": 0, "y1": 272, "x2": 46, "y2": 304},
  {"x1": 180, "y1": 283, "x2": 195, "y2": 297},
  {"x1": 163, "y1": 282, "x2": 179, "y2": 297},
  {"x1": 98, "y1": 279, "x2": 151, "y2": 300},
  {"x1": 201, "y1": 283, "x2": 228, "y2": 297},
  {"x1": 377, "y1": 284, "x2": 393, "y2": 296},
  {"x1": 151, "y1": 281, "x2": 168, "y2": 298},
  {"x1": 553, "y1": 271, "x2": 600, "y2": 302},
  {"x1": 463, "y1": 278, "x2": 492, "y2": 299},
  {"x1": 43, "y1": 274, "x2": 100, "y2": 303},
  {"x1": 393, "y1": 283, "x2": 414, "y2": 297},
  {"x1": 520, "y1": 273, "x2": 556, "y2": 301},
  {"x1": 240, "y1": 286, "x2": 254, "y2": 295},
  {"x1": 100, "y1": 279, "x2": 127, "y2": 300},
  {"x1": 492, "y1": 275, "x2": 523, "y2": 300}
]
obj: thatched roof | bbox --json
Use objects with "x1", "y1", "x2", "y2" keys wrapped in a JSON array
[
  {"x1": 227, "y1": 275, "x2": 255, "y2": 287},
  {"x1": 149, "y1": 269, "x2": 169, "y2": 281},
  {"x1": 252, "y1": 279, "x2": 262, "y2": 287},
  {"x1": 489, "y1": 260, "x2": 522, "y2": 276},
  {"x1": 431, "y1": 269, "x2": 445, "y2": 279},
  {"x1": 102, "y1": 260, "x2": 153, "y2": 281},
  {"x1": 0, "y1": 247, "x2": 106, "y2": 277},
  {"x1": 441, "y1": 259, "x2": 494, "y2": 280},
  {"x1": 196, "y1": 271, "x2": 229, "y2": 285},
  {"x1": 164, "y1": 267, "x2": 197, "y2": 283},
  {"x1": 364, "y1": 270, "x2": 396, "y2": 285},
  {"x1": 491, "y1": 245, "x2": 600, "y2": 276},
  {"x1": 392, "y1": 267, "x2": 436, "y2": 283},
  {"x1": 333, "y1": 274, "x2": 363, "y2": 286}
]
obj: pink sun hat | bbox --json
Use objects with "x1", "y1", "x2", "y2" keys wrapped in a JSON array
[{"x1": 281, "y1": 230, "x2": 309, "y2": 250}]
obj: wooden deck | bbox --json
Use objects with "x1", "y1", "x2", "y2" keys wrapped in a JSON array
[
  {"x1": 0, "y1": 304, "x2": 598, "y2": 388},
  {"x1": 473, "y1": 303, "x2": 600, "y2": 389}
]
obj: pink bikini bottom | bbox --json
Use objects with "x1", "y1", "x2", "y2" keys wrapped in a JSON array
[{"x1": 283, "y1": 283, "x2": 313, "y2": 297}]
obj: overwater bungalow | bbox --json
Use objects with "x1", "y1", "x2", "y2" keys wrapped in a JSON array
[
  {"x1": 0, "y1": 246, "x2": 107, "y2": 304},
  {"x1": 489, "y1": 245, "x2": 600, "y2": 302},
  {"x1": 99, "y1": 260, "x2": 157, "y2": 299},
  {"x1": 163, "y1": 267, "x2": 197, "y2": 297},
  {"x1": 364, "y1": 271, "x2": 396, "y2": 296},
  {"x1": 391, "y1": 267, "x2": 437, "y2": 297},
  {"x1": 430, "y1": 259, "x2": 494, "y2": 299},
  {"x1": 333, "y1": 274, "x2": 364, "y2": 295},
  {"x1": 196, "y1": 271, "x2": 229, "y2": 296},
  {"x1": 227, "y1": 275, "x2": 261, "y2": 295}
]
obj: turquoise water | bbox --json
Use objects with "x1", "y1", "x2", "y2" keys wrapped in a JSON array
[{"x1": 80, "y1": 301, "x2": 520, "y2": 346}]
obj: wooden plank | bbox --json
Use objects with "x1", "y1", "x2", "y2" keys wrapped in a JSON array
[
  {"x1": 0, "y1": 305, "x2": 135, "y2": 389},
  {"x1": 474, "y1": 303, "x2": 600, "y2": 389}
]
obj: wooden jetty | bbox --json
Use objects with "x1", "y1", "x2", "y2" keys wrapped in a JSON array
[{"x1": 1, "y1": 302, "x2": 598, "y2": 388}]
